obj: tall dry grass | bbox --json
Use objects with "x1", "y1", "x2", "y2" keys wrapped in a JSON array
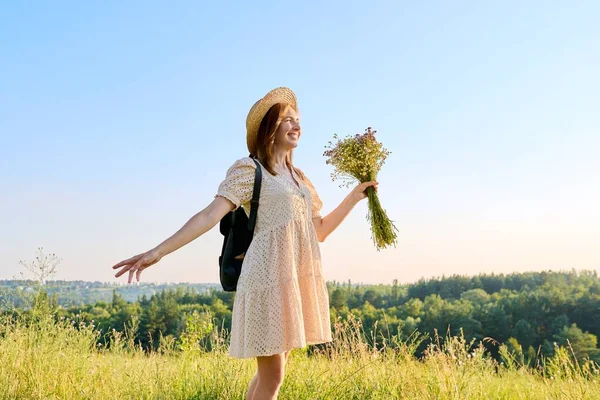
[{"x1": 1, "y1": 293, "x2": 599, "y2": 399}]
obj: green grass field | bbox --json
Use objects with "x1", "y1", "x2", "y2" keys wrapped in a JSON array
[{"x1": 2, "y1": 300, "x2": 599, "y2": 399}]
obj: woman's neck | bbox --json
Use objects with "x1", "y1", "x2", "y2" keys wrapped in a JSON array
[{"x1": 271, "y1": 148, "x2": 290, "y2": 169}]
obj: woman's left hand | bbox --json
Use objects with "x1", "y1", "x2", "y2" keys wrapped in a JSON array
[{"x1": 350, "y1": 181, "x2": 379, "y2": 203}]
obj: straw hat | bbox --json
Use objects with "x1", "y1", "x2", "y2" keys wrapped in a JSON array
[{"x1": 246, "y1": 87, "x2": 298, "y2": 156}]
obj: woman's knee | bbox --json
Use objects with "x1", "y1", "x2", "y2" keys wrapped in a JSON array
[{"x1": 256, "y1": 353, "x2": 286, "y2": 392}]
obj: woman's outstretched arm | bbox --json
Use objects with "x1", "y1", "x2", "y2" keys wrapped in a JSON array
[
  {"x1": 112, "y1": 196, "x2": 234, "y2": 283},
  {"x1": 154, "y1": 196, "x2": 234, "y2": 257}
]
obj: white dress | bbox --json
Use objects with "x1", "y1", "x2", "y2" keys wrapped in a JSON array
[{"x1": 216, "y1": 157, "x2": 332, "y2": 358}]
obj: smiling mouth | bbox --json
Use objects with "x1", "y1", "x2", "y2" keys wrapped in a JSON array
[{"x1": 288, "y1": 132, "x2": 299, "y2": 140}]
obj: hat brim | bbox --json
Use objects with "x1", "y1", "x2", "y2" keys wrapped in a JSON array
[{"x1": 246, "y1": 87, "x2": 298, "y2": 156}]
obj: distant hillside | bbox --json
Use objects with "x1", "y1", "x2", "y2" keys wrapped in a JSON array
[
  {"x1": 3, "y1": 270, "x2": 600, "y2": 365},
  {"x1": 0, "y1": 280, "x2": 221, "y2": 307}
]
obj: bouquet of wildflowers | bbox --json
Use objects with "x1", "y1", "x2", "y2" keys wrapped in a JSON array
[{"x1": 323, "y1": 127, "x2": 398, "y2": 250}]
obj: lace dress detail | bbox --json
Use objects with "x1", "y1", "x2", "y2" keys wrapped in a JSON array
[{"x1": 216, "y1": 157, "x2": 332, "y2": 358}]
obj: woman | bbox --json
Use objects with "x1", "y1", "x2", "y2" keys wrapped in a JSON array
[{"x1": 112, "y1": 87, "x2": 377, "y2": 400}]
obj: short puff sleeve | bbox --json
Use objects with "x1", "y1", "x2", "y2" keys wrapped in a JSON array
[
  {"x1": 215, "y1": 157, "x2": 257, "y2": 210},
  {"x1": 301, "y1": 173, "x2": 324, "y2": 219}
]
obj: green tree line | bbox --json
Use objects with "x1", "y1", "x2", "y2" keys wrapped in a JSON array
[{"x1": 5, "y1": 269, "x2": 599, "y2": 365}]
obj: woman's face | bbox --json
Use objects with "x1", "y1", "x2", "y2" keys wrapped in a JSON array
[{"x1": 273, "y1": 106, "x2": 301, "y2": 151}]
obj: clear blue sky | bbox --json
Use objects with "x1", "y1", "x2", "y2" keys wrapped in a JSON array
[{"x1": 1, "y1": 1, "x2": 599, "y2": 284}]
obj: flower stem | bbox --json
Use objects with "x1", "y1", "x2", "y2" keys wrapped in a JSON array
[{"x1": 366, "y1": 187, "x2": 398, "y2": 250}]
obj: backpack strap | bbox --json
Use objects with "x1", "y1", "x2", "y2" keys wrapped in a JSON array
[{"x1": 248, "y1": 156, "x2": 262, "y2": 231}]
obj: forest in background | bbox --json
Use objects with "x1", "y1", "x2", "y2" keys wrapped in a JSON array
[{"x1": 3, "y1": 268, "x2": 599, "y2": 365}]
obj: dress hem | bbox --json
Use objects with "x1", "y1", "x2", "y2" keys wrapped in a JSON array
[{"x1": 228, "y1": 337, "x2": 333, "y2": 359}]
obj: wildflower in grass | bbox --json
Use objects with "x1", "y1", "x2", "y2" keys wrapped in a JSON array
[{"x1": 323, "y1": 127, "x2": 398, "y2": 250}]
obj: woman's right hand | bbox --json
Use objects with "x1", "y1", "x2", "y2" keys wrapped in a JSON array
[
  {"x1": 349, "y1": 181, "x2": 379, "y2": 204},
  {"x1": 112, "y1": 248, "x2": 163, "y2": 283}
]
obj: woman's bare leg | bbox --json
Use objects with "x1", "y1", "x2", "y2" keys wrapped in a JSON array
[
  {"x1": 247, "y1": 349, "x2": 293, "y2": 400},
  {"x1": 246, "y1": 371, "x2": 260, "y2": 400}
]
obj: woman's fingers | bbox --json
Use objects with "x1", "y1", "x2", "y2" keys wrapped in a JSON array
[
  {"x1": 127, "y1": 261, "x2": 140, "y2": 283},
  {"x1": 113, "y1": 254, "x2": 143, "y2": 278},
  {"x1": 112, "y1": 253, "x2": 143, "y2": 269},
  {"x1": 113, "y1": 250, "x2": 159, "y2": 282},
  {"x1": 113, "y1": 249, "x2": 161, "y2": 283},
  {"x1": 136, "y1": 267, "x2": 145, "y2": 282},
  {"x1": 353, "y1": 181, "x2": 379, "y2": 201},
  {"x1": 114, "y1": 264, "x2": 132, "y2": 278},
  {"x1": 128, "y1": 260, "x2": 144, "y2": 284},
  {"x1": 359, "y1": 181, "x2": 379, "y2": 192},
  {"x1": 128, "y1": 269, "x2": 135, "y2": 284}
]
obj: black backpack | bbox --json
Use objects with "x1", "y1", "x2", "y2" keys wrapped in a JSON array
[{"x1": 218, "y1": 157, "x2": 262, "y2": 291}]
